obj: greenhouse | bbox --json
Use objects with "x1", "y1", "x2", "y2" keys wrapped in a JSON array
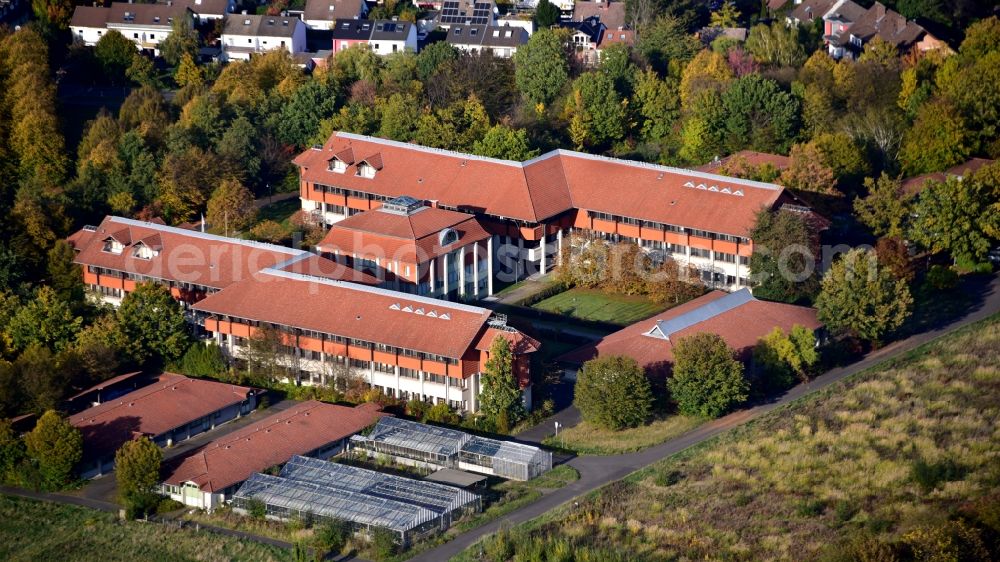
[
  {"x1": 351, "y1": 417, "x2": 553, "y2": 481},
  {"x1": 232, "y1": 456, "x2": 480, "y2": 546},
  {"x1": 459, "y1": 436, "x2": 553, "y2": 481}
]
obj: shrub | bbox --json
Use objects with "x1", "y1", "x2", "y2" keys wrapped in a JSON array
[
  {"x1": 669, "y1": 333, "x2": 749, "y2": 418},
  {"x1": 371, "y1": 527, "x2": 398, "y2": 560},
  {"x1": 245, "y1": 498, "x2": 266, "y2": 520},
  {"x1": 574, "y1": 355, "x2": 653, "y2": 430},
  {"x1": 653, "y1": 470, "x2": 682, "y2": 487},
  {"x1": 925, "y1": 265, "x2": 959, "y2": 290},
  {"x1": 911, "y1": 457, "x2": 963, "y2": 493},
  {"x1": 484, "y1": 527, "x2": 515, "y2": 562},
  {"x1": 180, "y1": 342, "x2": 227, "y2": 378},
  {"x1": 156, "y1": 497, "x2": 184, "y2": 514},
  {"x1": 313, "y1": 517, "x2": 350, "y2": 557},
  {"x1": 424, "y1": 402, "x2": 461, "y2": 425},
  {"x1": 795, "y1": 498, "x2": 826, "y2": 517}
]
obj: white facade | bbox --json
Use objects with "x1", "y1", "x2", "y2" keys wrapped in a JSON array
[
  {"x1": 70, "y1": 24, "x2": 107, "y2": 46},
  {"x1": 222, "y1": 16, "x2": 307, "y2": 61},
  {"x1": 369, "y1": 24, "x2": 418, "y2": 55}
]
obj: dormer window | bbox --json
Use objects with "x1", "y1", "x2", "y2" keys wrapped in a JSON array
[
  {"x1": 103, "y1": 239, "x2": 125, "y2": 255},
  {"x1": 439, "y1": 228, "x2": 459, "y2": 246},
  {"x1": 329, "y1": 159, "x2": 347, "y2": 173},
  {"x1": 132, "y1": 243, "x2": 158, "y2": 260},
  {"x1": 357, "y1": 162, "x2": 376, "y2": 178}
]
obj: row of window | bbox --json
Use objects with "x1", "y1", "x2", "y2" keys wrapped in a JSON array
[
  {"x1": 587, "y1": 210, "x2": 748, "y2": 243},
  {"x1": 313, "y1": 184, "x2": 391, "y2": 201}
]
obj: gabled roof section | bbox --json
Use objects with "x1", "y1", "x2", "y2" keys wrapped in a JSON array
[
  {"x1": 106, "y1": 227, "x2": 133, "y2": 245},
  {"x1": 644, "y1": 288, "x2": 755, "y2": 340},
  {"x1": 359, "y1": 152, "x2": 383, "y2": 170},
  {"x1": 333, "y1": 147, "x2": 355, "y2": 164},
  {"x1": 135, "y1": 233, "x2": 163, "y2": 251}
]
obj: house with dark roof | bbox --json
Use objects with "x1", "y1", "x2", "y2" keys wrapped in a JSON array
[
  {"x1": 303, "y1": 0, "x2": 367, "y2": 29},
  {"x1": 221, "y1": 13, "x2": 307, "y2": 61},
  {"x1": 70, "y1": 373, "x2": 257, "y2": 478},
  {"x1": 161, "y1": 401, "x2": 386, "y2": 509},
  {"x1": 162, "y1": 0, "x2": 234, "y2": 22},
  {"x1": 559, "y1": 289, "x2": 823, "y2": 378},
  {"x1": 446, "y1": 23, "x2": 529, "y2": 58},
  {"x1": 70, "y1": 2, "x2": 195, "y2": 53},
  {"x1": 331, "y1": 18, "x2": 374, "y2": 52},
  {"x1": 572, "y1": 0, "x2": 624, "y2": 29},
  {"x1": 368, "y1": 19, "x2": 418, "y2": 54},
  {"x1": 437, "y1": 0, "x2": 496, "y2": 28},
  {"x1": 560, "y1": 15, "x2": 605, "y2": 65}
]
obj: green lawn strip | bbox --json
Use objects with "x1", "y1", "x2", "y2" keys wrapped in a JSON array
[
  {"x1": 0, "y1": 495, "x2": 292, "y2": 562},
  {"x1": 455, "y1": 314, "x2": 1000, "y2": 560},
  {"x1": 542, "y1": 415, "x2": 705, "y2": 455},
  {"x1": 255, "y1": 198, "x2": 301, "y2": 228},
  {"x1": 532, "y1": 288, "x2": 666, "y2": 325}
]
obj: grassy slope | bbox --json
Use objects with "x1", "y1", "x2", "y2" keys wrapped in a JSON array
[
  {"x1": 0, "y1": 495, "x2": 291, "y2": 562},
  {"x1": 543, "y1": 415, "x2": 704, "y2": 455},
  {"x1": 532, "y1": 288, "x2": 666, "y2": 325},
  {"x1": 458, "y1": 314, "x2": 1000, "y2": 561}
]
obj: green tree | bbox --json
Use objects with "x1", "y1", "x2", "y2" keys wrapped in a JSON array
[
  {"x1": 909, "y1": 168, "x2": 998, "y2": 265},
  {"x1": 217, "y1": 116, "x2": 261, "y2": 181},
  {"x1": 899, "y1": 100, "x2": 971, "y2": 176},
  {"x1": 669, "y1": 333, "x2": 748, "y2": 418},
  {"x1": 471, "y1": 125, "x2": 538, "y2": 160},
  {"x1": 636, "y1": 15, "x2": 700, "y2": 75},
  {"x1": 479, "y1": 336, "x2": 525, "y2": 433},
  {"x1": 719, "y1": 74, "x2": 800, "y2": 153},
  {"x1": 31, "y1": 0, "x2": 73, "y2": 30},
  {"x1": 376, "y1": 93, "x2": 420, "y2": 141},
  {"x1": 575, "y1": 355, "x2": 652, "y2": 430},
  {"x1": 174, "y1": 53, "x2": 204, "y2": 89},
  {"x1": 116, "y1": 283, "x2": 189, "y2": 366},
  {"x1": 16, "y1": 344, "x2": 71, "y2": 413},
  {"x1": 633, "y1": 69, "x2": 679, "y2": 143},
  {"x1": 415, "y1": 41, "x2": 457, "y2": 81},
  {"x1": 371, "y1": 527, "x2": 398, "y2": 561},
  {"x1": 853, "y1": 174, "x2": 910, "y2": 238},
  {"x1": 753, "y1": 325, "x2": 818, "y2": 392},
  {"x1": 47, "y1": 240, "x2": 84, "y2": 305},
  {"x1": 567, "y1": 71, "x2": 627, "y2": 149},
  {"x1": 710, "y1": 3, "x2": 741, "y2": 27},
  {"x1": 815, "y1": 248, "x2": 912, "y2": 344},
  {"x1": 425, "y1": 401, "x2": 461, "y2": 425},
  {"x1": 94, "y1": 30, "x2": 137, "y2": 81},
  {"x1": 126, "y1": 53, "x2": 158, "y2": 87},
  {"x1": 534, "y1": 0, "x2": 561, "y2": 27},
  {"x1": 207, "y1": 178, "x2": 257, "y2": 235},
  {"x1": 159, "y1": 16, "x2": 199, "y2": 67},
  {"x1": 935, "y1": 20, "x2": 1000, "y2": 152},
  {"x1": 514, "y1": 29, "x2": 570, "y2": 108},
  {"x1": 312, "y1": 518, "x2": 350, "y2": 558},
  {"x1": 115, "y1": 436, "x2": 162, "y2": 500},
  {"x1": 23, "y1": 410, "x2": 82, "y2": 489},
  {"x1": 8, "y1": 286, "x2": 82, "y2": 352},
  {"x1": 276, "y1": 79, "x2": 340, "y2": 148},
  {"x1": 745, "y1": 22, "x2": 806, "y2": 67},
  {"x1": 0, "y1": 419, "x2": 26, "y2": 482},
  {"x1": 180, "y1": 342, "x2": 227, "y2": 378},
  {"x1": 748, "y1": 209, "x2": 818, "y2": 304}
]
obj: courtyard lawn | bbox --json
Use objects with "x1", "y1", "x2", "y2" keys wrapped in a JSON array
[
  {"x1": 254, "y1": 197, "x2": 300, "y2": 228},
  {"x1": 0, "y1": 495, "x2": 292, "y2": 562},
  {"x1": 531, "y1": 288, "x2": 667, "y2": 326},
  {"x1": 543, "y1": 415, "x2": 705, "y2": 455}
]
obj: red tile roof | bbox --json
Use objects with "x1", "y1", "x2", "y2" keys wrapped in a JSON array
[
  {"x1": 560, "y1": 290, "x2": 822, "y2": 370},
  {"x1": 277, "y1": 253, "x2": 380, "y2": 284},
  {"x1": 192, "y1": 269, "x2": 497, "y2": 359},
  {"x1": 69, "y1": 216, "x2": 376, "y2": 289},
  {"x1": 162, "y1": 401, "x2": 386, "y2": 492},
  {"x1": 474, "y1": 328, "x2": 541, "y2": 355},
  {"x1": 66, "y1": 371, "x2": 145, "y2": 402},
  {"x1": 296, "y1": 133, "x2": 785, "y2": 238},
  {"x1": 901, "y1": 158, "x2": 994, "y2": 195},
  {"x1": 693, "y1": 150, "x2": 791, "y2": 174},
  {"x1": 69, "y1": 373, "x2": 254, "y2": 463},
  {"x1": 318, "y1": 205, "x2": 492, "y2": 264}
]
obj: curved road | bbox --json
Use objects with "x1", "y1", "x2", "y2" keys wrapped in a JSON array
[{"x1": 410, "y1": 274, "x2": 1000, "y2": 562}]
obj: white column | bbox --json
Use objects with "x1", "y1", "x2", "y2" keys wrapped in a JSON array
[
  {"x1": 473, "y1": 242, "x2": 480, "y2": 298},
  {"x1": 517, "y1": 237, "x2": 524, "y2": 281},
  {"x1": 539, "y1": 230, "x2": 547, "y2": 275},
  {"x1": 487, "y1": 236, "x2": 494, "y2": 296},
  {"x1": 458, "y1": 246, "x2": 466, "y2": 297},
  {"x1": 443, "y1": 252, "x2": 450, "y2": 297},
  {"x1": 556, "y1": 228, "x2": 564, "y2": 266},
  {"x1": 394, "y1": 365, "x2": 400, "y2": 399},
  {"x1": 429, "y1": 258, "x2": 436, "y2": 296}
]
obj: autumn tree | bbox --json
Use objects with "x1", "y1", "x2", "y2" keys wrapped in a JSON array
[
  {"x1": 710, "y1": 3, "x2": 740, "y2": 28},
  {"x1": 875, "y1": 236, "x2": 915, "y2": 283},
  {"x1": 669, "y1": 333, "x2": 748, "y2": 418},
  {"x1": 748, "y1": 209, "x2": 818, "y2": 304},
  {"x1": 603, "y1": 242, "x2": 650, "y2": 295},
  {"x1": 514, "y1": 29, "x2": 570, "y2": 108},
  {"x1": 479, "y1": 336, "x2": 524, "y2": 433},
  {"x1": 753, "y1": 325, "x2": 818, "y2": 393},
  {"x1": 157, "y1": 147, "x2": 228, "y2": 223},
  {"x1": 31, "y1": 0, "x2": 74, "y2": 30},
  {"x1": 159, "y1": 16, "x2": 199, "y2": 66},
  {"x1": 471, "y1": 125, "x2": 538, "y2": 161},
  {"x1": 679, "y1": 49, "x2": 733, "y2": 111},
  {"x1": 175, "y1": 53, "x2": 204, "y2": 89},
  {"x1": 645, "y1": 260, "x2": 703, "y2": 305},
  {"x1": 816, "y1": 248, "x2": 912, "y2": 344},
  {"x1": 745, "y1": 22, "x2": 806, "y2": 67},
  {"x1": 207, "y1": 179, "x2": 257, "y2": 235},
  {"x1": 24, "y1": 410, "x2": 82, "y2": 489},
  {"x1": 853, "y1": 174, "x2": 911, "y2": 238},
  {"x1": 780, "y1": 143, "x2": 838, "y2": 195},
  {"x1": 575, "y1": 355, "x2": 652, "y2": 430},
  {"x1": 116, "y1": 283, "x2": 189, "y2": 366},
  {"x1": 899, "y1": 100, "x2": 971, "y2": 176},
  {"x1": 557, "y1": 236, "x2": 610, "y2": 288}
]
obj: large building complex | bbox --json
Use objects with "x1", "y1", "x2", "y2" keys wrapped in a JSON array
[
  {"x1": 295, "y1": 132, "x2": 800, "y2": 292},
  {"x1": 70, "y1": 373, "x2": 257, "y2": 478},
  {"x1": 192, "y1": 269, "x2": 539, "y2": 411},
  {"x1": 161, "y1": 401, "x2": 385, "y2": 509}
]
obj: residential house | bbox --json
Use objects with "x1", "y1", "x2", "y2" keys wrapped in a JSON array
[
  {"x1": 331, "y1": 18, "x2": 374, "y2": 52},
  {"x1": 302, "y1": 0, "x2": 367, "y2": 30},
  {"x1": 596, "y1": 26, "x2": 634, "y2": 59},
  {"x1": 559, "y1": 288, "x2": 823, "y2": 378},
  {"x1": 165, "y1": 0, "x2": 234, "y2": 22},
  {"x1": 560, "y1": 16, "x2": 604, "y2": 66},
  {"x1": 70, "y1": 373, "x2": 257, "y2": 478},
  {"x1": 192, "y1": 270, "x2": 541, "y2": 412},
  {"x1": 901, "y1": 158, "x2": 995, "y2": 196},
  {"x1": 368, "y1": 19, "x2": 418, "y2": 55},
  {"x1": 161, "y1": 401, "x2": 385, "y2": 509},
  {"x1": 70, "y1": 2, "x2": 196, "y2": 54},
  {"x1": 221, "y1": 13, "x2": 307, "y2": 61},
  {"x1": 572, "y1": 0, "x2": 624, "y2": 30},
  {"x1": 317, "y1": 195, "x2": 493, "y2": 298},
  {"x1": 446, "y1": 23, "x2": 529, "y2": 58},
  {"x1": 437, "y1": 0, "x2": 495, "y2": 29},
  {"x1": 295, "y1": 131, "x2": 798, "y2": 292},
  {"x1": 66, "y1": 215, "x2": 376, "y2": 307}
]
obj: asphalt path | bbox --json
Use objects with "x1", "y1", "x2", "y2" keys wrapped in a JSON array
[{"x1": 410, "y1": 273, "x2": 1000, "y2": 561}]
